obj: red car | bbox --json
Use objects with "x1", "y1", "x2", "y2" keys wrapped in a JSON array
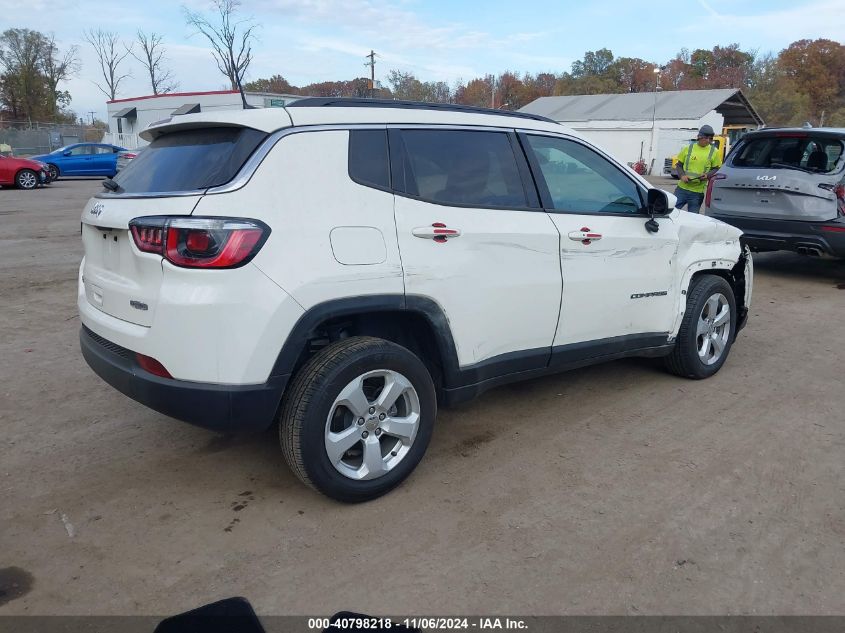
[{"x1": 0, "y1": 154, "x2": 48, "y2": 189}]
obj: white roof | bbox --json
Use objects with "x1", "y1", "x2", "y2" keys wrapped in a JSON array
[
  {"x1": 140, "y1": 104, "x2": 574, "y2": 141},
  {"x1": 520, "y1": 89, "x2": 763, "y2": 126}
]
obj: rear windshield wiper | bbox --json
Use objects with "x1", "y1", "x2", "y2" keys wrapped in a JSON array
[
  {"x1": 768, "y1": 162, "x2": 816, "y2": 174},
  {"x1": 102, "y1": 178, "x2": 121, "y2": 192}
]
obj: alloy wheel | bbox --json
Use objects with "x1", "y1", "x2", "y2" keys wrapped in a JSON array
[
  {"x1": 18, "y1": 171, "x2": 38, "y2": 189},
  {"x1": 324, "y1": 369, "x2": 421, "y2": 481},
  {"x1": 696, "y1": 292, "x2": 731, "y2": 365}
]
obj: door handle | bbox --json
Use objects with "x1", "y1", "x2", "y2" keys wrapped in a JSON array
[
  {"x1": 568, "y1": 227, "x2": 602, "y2": 245},
  {"x1": 412, "y1": 222, "x2": 461, "y2": 243}
]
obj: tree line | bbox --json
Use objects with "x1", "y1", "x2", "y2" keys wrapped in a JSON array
[{"x1": 246, "y1": 40, "x2": 845, "y2": 127}]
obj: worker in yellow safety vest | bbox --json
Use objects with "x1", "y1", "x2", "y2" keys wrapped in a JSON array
[{"x1": 673, "y1": 124, "x2": 723, "y2": 213}]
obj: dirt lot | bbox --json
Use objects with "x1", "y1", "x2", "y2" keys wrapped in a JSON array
[{"x1": 1, "y1": 179, "x2": 844, "y2": 617}]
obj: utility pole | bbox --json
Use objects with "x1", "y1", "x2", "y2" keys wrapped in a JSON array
[
  {"x1": 88, "y1": 111, "x2": 96, "y2": 125},
  {"x1": 365, "y1": 50, "x2": 377, "y2": 98}
]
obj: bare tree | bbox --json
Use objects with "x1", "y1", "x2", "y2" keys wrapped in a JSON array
[
  {"x1": 84, "y1": 29, "x2": 132, "y2": 100},
  {"x1": 183, "y1": 0, "x2": 257, "y2": 108},
  {"x1": 130, "y1": 30, "x2": 178, "y2": 95},
  {"x1": 41, "y1": 34, "x2": 80, "y2": 115}
]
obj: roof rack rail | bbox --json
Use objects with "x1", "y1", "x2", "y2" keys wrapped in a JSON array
[{"x1": 285, "y1": 97, "x2": 557, "y2": 124}]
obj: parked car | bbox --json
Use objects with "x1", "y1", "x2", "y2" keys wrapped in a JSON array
[
  {"x1": 0, "y1": 154, "x2": 48, "y2": 189},
  {"x1": 78, "y1": 99, "x2": 754, "y2": 502},
  {"x1": 30, "y1": 143, "x2": 126, "y2": 180},
  {"x1": 115, "y1": 149, "x2": 140, "y2": 173},
  {"x1": 705, "y1": 127, "x2": 845, "y2": 258}
]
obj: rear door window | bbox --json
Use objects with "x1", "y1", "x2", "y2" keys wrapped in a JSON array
[
  {"x1": 731, "y1": 135, "x2": 844, "y2": 174},
  {"x1": 398, "y1": 129, "x2": 528, "y2": 208},
  {"x1": 113, "y1": 127, "x2": 268, "y2": 193},
  {"x1": 348, "y1": 129, "x2": 390, "y2": 190}
]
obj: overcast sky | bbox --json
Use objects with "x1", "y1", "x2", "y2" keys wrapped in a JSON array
[{"x1": 3, "y1": 0, "x2": 844, "y2": 121}]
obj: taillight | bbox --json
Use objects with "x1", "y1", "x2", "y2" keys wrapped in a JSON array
[
  {"x1": 122, "y1": 153, "x2": 137, "y2": 159},
  {"x1": 128, "y1": 217, "x2": 270, "y2": 269},
  {"x1": 705, "y1": 173, "x2": 727, "y2": 208},
  {"x1": 130, "y1": 224, "x2": 164, "y2": 253},
  {"x1": 834, "y1": 184, "x2": 845, "y2": 217}
]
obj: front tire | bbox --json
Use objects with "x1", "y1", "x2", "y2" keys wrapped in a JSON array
[
  {"x1": 16, "y1": 169, "x2": 38, "y2": 190},
  {"x1": 664, "y1": 274, "x2": 737, "y2": 379},
  {"x1": 47, "y1": 164, "x2": 59, "y2": 181},
  {"x1": 279, "y1": 336, "x2": 436, "y2": 502}
]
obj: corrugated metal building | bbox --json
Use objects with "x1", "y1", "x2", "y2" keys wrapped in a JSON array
[{"x1": 519, "y1": 89, "x2": 763, "y2": 174}]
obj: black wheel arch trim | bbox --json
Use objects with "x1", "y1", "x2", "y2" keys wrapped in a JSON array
[{"x1": 270, "y1": 294, "x2": 466, "y2": 388}]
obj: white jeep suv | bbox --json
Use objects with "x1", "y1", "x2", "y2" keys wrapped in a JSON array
[{"x1": 78, "y1": 98, "x2": 753, "y2": 502}]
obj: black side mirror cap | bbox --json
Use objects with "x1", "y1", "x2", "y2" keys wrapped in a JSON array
[{"x1": 647, "y1": 188, "x2": 672, "y2": 215}]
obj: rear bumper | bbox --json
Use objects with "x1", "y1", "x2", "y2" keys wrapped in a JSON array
[
  {"x1": 710, "y1": 214, "x2": 845, "y2": 257},
  {"x1": 80, "y1": 326, "x2": 287, "y2": 433}
]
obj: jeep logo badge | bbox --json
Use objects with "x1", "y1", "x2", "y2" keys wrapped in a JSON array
[
  {"x1": 90, "y1": 202, "x2": 105, "y2": 217},
  {"x1": 756, "y1": 175, "x2": 776, "y2": 181}
]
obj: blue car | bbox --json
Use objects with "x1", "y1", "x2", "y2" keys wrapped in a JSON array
[{"x1": 30, "y1": 143, "x2": 127, "y2": 181}]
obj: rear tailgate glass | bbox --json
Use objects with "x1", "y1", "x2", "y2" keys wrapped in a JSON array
[
  {"x1": 731, "y1": 135, "x2": 844, "y2": 174},
  {"x1": 113, "y1": 127, "x2": 267, "y2": 193}
]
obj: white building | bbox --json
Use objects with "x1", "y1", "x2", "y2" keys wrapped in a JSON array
[
  {"x1": 103, "y1": 90, "x2": 302, "y2": 148},
  {"x1": 519, "y1": 89, "x2": 763, "y2": 175}
]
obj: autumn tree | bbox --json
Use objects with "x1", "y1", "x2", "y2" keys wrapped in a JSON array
[
  {"x1": 565, "y1": 48, "x2": 622, "y2": 94},
  {"x1": 571, "y1": 48, "x2": 615, "y2": 79},
  {"x1": 387, "y1": 70, "x2": 425, "y2": 101},
  {"x1": 494, "y1": 72, "x2": 525, "y2": 109},
  {"x1": 84, "y1": 29, "x2": 132, "y2": 100},
  {"x1": 244, "y1": 74, "x2": 298, "y2": 94},
  {"x1": 746, "y1": 51, "x2": 812, "y2": 126},
  {"x1": 778, "y1": 39, "x2": 845, "y2": 122},
  {"x1": 521, "y1": 72, "x2": 558, "y2": 102},
  {"x1": 612, "y1": 57, "x2": 657, "y2": 93},
  {"x1": 131, "y1": 31, "x2": 178, "y2": 95},
  {"x1": 454, "y1": 76, "x2": 493, "y2": 108},
  {"x1": 385, "y1": 70, "x2": 451, "y2": 102},
  {"x1": 298, "y1": 78, "x2": 375, "y2": 98}
]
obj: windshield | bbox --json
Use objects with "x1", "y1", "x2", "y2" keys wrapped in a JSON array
[
  {"x1": 731, "y1": 135, "x2": 844, "y2": 174},
  {"x1": 112, "y1": 127, "x2": 268, "y2": 194}
]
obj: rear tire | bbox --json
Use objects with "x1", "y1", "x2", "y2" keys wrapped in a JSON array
[
  {"x1": 279, "y1": 336, "x2": 436, "y2": 502},
  {"x1": 664, "y1": 274, "x2": 737, "y2": 379},
  {"x1": 16, "y1": 169, "x2": 38, "y2": 190}
]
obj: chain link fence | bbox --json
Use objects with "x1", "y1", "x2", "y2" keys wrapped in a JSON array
[{"x1": 0, "y1": 121, "x2": 105, "y2": 157}]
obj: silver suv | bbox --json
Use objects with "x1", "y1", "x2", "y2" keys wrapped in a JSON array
[{"x1": 704, "y1": 128, "x2": 845, "y2": 258}]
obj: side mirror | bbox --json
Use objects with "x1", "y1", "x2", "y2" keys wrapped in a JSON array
[
  {"x1": 62, "y1": 150, "x2": 71, "y2": 156},
  {"x1": 647, "y1": 188, "x2": 674, "y2": 215}
]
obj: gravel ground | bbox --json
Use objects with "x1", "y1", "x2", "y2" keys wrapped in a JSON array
[{"x1": 1, "y1": 178, "x2": 843, "y2": 617}]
